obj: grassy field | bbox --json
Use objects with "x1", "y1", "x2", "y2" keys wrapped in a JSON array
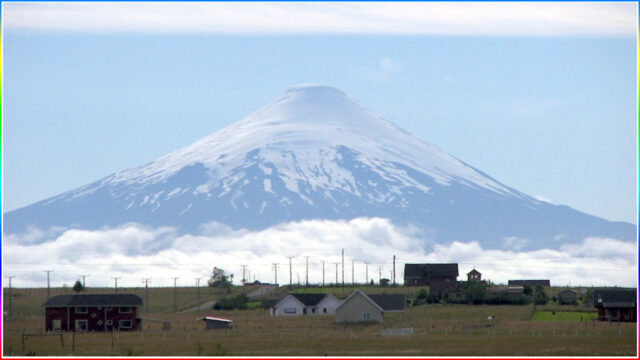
[
  {"x1": 2, "y1": 286, "x2": 637, "y2": 356},
  {"x1": 532, "y1": 310, "x2": 598, "y2": 322}
]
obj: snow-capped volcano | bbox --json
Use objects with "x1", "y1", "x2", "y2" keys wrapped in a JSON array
[{"x1": 4, "y1": 85, "x2": 635, "y2": 249}]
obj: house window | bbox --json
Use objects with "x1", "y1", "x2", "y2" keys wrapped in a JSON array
[
  {"x1": 119, "y1": 306, "x2": 133, "y2": 313},
  {"x1": 323, "y1": 308, "x2": 327, "y2": 314},
  {"x1": 75, "y1": 320, "x2": 88, "y2": 332},
  {"x1": 362, "y1": 312, "x2": 371, "y2": 320},
  {"x1": 75, "y1": 307, "x2": 88, "y2": 314},
  {"x1": 312, "y1": 308, "x2": 316, "y2": 314},
  {"x1": 52, "y1": 319, "x2": 62, "y2": 331},
  {"x1": 284, "y1": 307, "x2": 297, "y2": 314},
  {"x1": 119, "y1": 320, "x2": 133, "y2": 329}
]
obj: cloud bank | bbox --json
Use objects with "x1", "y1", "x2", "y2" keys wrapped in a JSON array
[
  {"x1": 3, "y1": 3, "x2": 636, "y2": 36},
  {"x1": 2, "y1": 218, "x2": 636, "y2": 288}
]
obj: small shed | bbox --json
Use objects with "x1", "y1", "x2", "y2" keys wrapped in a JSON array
[
  {"x1": 198, "y1": 316, "x2": 233, "y2": 330},
  {"x1": 558, "y1": 289, "x2": 578, "y2": 305}
]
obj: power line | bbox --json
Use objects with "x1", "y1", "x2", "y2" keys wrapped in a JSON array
[{"x1": 272, "y1": 263, "x2": 279, "y2": 285}]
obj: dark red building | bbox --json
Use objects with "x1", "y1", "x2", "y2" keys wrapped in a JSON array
[
  {"x1": 43, "y1": 294, "x2": 143, "y2": 332},
  {"x1": 404, "y1": 263, "x2": 459, "y2": 295},
  {"x1": 593, "y1": 289, "x2": 637, "y2": 322}
]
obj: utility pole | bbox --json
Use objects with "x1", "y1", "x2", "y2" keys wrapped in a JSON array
[
  {"x1": 44, "y1": 270, "x2": 53, "y2": 299},
  {"x1": 79, "y1": 274, "x2": 89, "y2": 288},
  {"x1": 352, "y1": 260, "x2": 355, "y2": 285},
  {"x1": 392, "y1": 255, "x2": 396, "y2": 286},
  {"x1": 272, "y1": 263, "x2": 278, "y2": 285},
  {"x1": 341, "y1": 249, "x2": 344, "y2": 286},
  {"x1": 142, "y1": 278, "x2": 151, "y2": 313},
  {"x1": 321, "y1": 260, "x2": 325, "y2": 286},
  {"x1": 304, "y1": 256, "x2": 310, "y2": 286},
  {"x1": 240, "y1": 265, "x2": 248, "y2": 286},
  {"x1": 172, "y1": 277, "x2": 179, "y2": 313},
  {"x1": 334, "y1": 263, "x2": 339, "y2": 285},
  {"x1": 195, "y1": 278, "x2": 201, "y2": 313},
  {"x1": 365, "y1": 263, "x2": 369, "y2": 285},
  {"x1": 6, "y1": 276, "x2": 14, "y2": 321},
  {"x1": 378, "y1": 266, "x2": 382, "y2": 283},
  {"x1": 287, "y1": 256, "x2": 294, "y2": 286},
  {"x1": 112, "y1": 277, "x2": 121, "y2": 294}
]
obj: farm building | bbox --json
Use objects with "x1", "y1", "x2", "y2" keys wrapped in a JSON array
[
  {"x1": 43, "y1": 294, "x2": 143, "y2": 332},
  {"x1": 197, "y1": 316, "x2": 233, "y2": 330},
  {"x1": 508, "y1": 279, "x2": 550, "y2": 287},
  {"x1": 593, "y1": 289, "x2": 637, "y2": 322},
  {"x1": 488, "y1": 286, "x2": 524, "y2": 296},
  {"x1": 404, "y1": 263, "x2": 459, "y2": 294},
  {"x1": 467, "y1": 269, "x2": 482, "y2": 282},
  {"x1": 335, "y1": 290, "x2": 405, "y2": 324},
  {"x1": 558, "y1": 289, "x2": 578, "y2": 305},
  {"x1": 266, "y1": 293, "x2": 341, "y2": 316}
]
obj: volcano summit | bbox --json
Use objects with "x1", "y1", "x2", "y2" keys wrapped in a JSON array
[{"x1": 4, "y1": 85, "x2": 635, "y2": 249}]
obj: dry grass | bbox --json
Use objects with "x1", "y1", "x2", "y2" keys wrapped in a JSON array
[{"x1": 2, "y1": 287, "x2": 637, "y2": 356}]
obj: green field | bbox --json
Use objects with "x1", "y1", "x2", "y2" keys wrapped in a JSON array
[
  {"x1": 2, "y1": 286, "x2": 636, "y2": 356},
  {"x1": 532, "y1": 311, "x2": 597, "y2": 322}
]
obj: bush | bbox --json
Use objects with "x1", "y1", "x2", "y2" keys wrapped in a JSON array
[{"x1": 213, "y1": 294, "x2": 249, "y2": 310}]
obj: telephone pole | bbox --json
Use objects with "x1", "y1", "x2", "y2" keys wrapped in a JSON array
[
  {"x1": 142, "y1": 278, "x2": 151, "y2": 312},
  {"x1": 112, "y1": 277, "x2": 121, "y2": 294},
  {"x1": 352, "y1": 260, "x2": 355, "y2": 285},
  {"x1": 378, "y1": 266, "x2": 382, "y2": 283},
  {"x1": 79, "y1": 274, "x2": 89, "y2": 288},
  {"x1": 5, "y1": 276, "x2": 14, "y2": 321},
  {"x1": 287, "y1": 256, "x2": 294, "y2": 286},
  {"x1": 304, "y1": 256, "x2": 310, "y2": 286},
  {"x1": 272, "y1": 263, "x2": 279, "y2": 285},
  {"x1": 341, "y1": 249, "x2": 345, "y2": 286},
  {"x1": 195, "y1": 278, "x2": 201, "y2": 313},
  {"x1": 365, "y1": 263, "x2": 369, "y2": 285},
  {"x1": 334, "y1": 263, "x2": 339, "y2": 285},
  {"x1": 240, "y1": 265, "x2": 248, "y2": 285},
  {"x1": 321, "y1": 260, "x2": 325, "y2": 286},
  {"x1": 172, "y1": 277, "x2": 179, "y2": 312},
  {"x1": 44, "y1": 270, "x2": 53, "y2": 299},
  {"x1": 392, "y1": 255, "x2": 396, "y2": 286}
]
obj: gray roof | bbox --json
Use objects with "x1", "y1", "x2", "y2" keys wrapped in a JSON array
[
  {"x1": 404, "y1": 263, "x2": 459, "y2": 279},
  {"x1": 593, "y1": 289, "x2": 636, "y2": 308},
  {"x1": 368, "y1": 294, "x2": 406, "y2": 312},
  {"x1": 291, "y1": 293, "x2": 327, "y2": 306},
  {"x1": 43, "y1": 294, "x2": 143, "y2": 307},
  {"x1": 508, "y1": 280, "x2": 551, "y2": 287}
]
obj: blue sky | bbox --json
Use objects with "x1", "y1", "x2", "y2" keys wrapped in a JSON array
[{"x1": 2, "y1": 2, "x2": 638, "y2": 225}]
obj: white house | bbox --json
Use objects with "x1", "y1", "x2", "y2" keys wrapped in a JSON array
[{"x1": 269, "y1": 293, "x2": 341, "y2": 316}]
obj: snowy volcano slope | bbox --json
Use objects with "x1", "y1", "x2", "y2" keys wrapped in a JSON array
[{"x1": 4, "y1": 85, "x2": 635, "y2": 249}]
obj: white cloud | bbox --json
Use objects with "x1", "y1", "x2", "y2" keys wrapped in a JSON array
[
  {"x1": 2, "y1": 3, "x2": 636, "y2": 36},
  {"x1": 2, "y1": 219, "x2": 636, "y2": 288},
  {"x1": 503, "y1": 236, "x2": 529, "y2": 251}
]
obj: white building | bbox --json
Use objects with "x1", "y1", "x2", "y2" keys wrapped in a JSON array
[{"x1": 269, "y1": 293, "x2": 341, "y2": 316}]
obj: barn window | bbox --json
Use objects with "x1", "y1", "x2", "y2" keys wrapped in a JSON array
[
  {"x1": 119, "y1": 320, "x2": 133, "y2": 329},
  {"x1": 284, "y1": 307, "x2": 297, "y2": 314},
  {"x1": 75, "y1": 307, "x2": 88, "y2": 314},
  {"x1": 75, "y1": 320, "x2": 88, "y2": 332},
  {"x1": 119, "y1": 306, "x2": 133, "y2": 313}
]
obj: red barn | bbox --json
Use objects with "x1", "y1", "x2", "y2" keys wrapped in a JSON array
[{"x1": 43, "y1": 294, "x2": 143, "y2": 332}]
